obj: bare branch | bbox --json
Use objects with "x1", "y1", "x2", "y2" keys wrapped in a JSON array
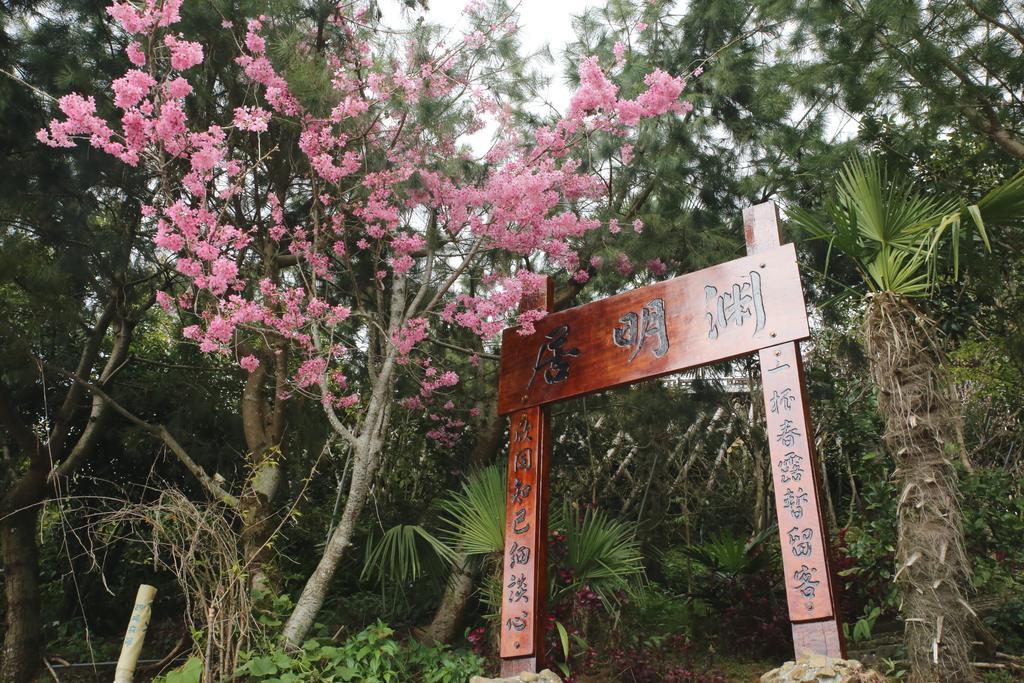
[{"x1": 62, "y1": 372, "x2": 239, "y2": 508}]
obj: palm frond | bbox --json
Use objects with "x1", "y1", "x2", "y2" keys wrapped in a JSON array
[
  {"x1": 788, "y1": 201, "x2": 870, "y2": 286},
  {"x1": 436, "y1": 464, "x2": 506, "y2": 557},
  {"x1": 679, "y1": 530, "x2": 776, "y2": 579},
  {"x1": 865, "y1": 248, "x2": 931, "y2": 296},
  {"x1": 558, "y1": 504, "x2": 646, "y2": 608},
  {"x1": 789, "y1": 155, "x2": 1016, "y2": 297},
  {"x1": 361, "y1": 523, "x2": 456, "y2": 585},
  {"x1": 971, "y1": 168, "x2": 1024, "y2": 228}
]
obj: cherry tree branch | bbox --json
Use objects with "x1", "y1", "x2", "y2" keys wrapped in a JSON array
[
  {"x1": 419, "y1": 235, "x2": 484, "y2": 316},
  {"x1": 60, "y1": 371, "x2": 239, "y2": 508},
  {"x1": 47, "y1": 294, "x2": 118, "y2": 457}
]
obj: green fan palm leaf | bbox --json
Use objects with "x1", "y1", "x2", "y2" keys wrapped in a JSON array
[
  {"x1": 360, "y1": 466, "x2": 505, "y2": 594},
  {"x1": 435, "y1": 464, "x2": 506, "y2": 557},
  {"x1": 558, "y1": 504, "x2": 646, "y2": 608},
  {"x1": 971, "y1": 168, "x2": 1024, "y2": 229},
  {"x1": 361, "y1": 524, "x2": 456, "y2": 585},
  {"x1": 789, "y1": 156, "x2": 1023, "y2": 296}
]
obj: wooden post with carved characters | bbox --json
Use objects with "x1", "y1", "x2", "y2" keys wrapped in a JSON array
[
  {"x1": 499, "y1": 277, "x2": 553, "y2": 677},
  {"x1": 744, "y1": 201, "x2": 846, "y2": 658},
  {"x1": 494, "y1": 204, "x2": 846, "y2": 675}
]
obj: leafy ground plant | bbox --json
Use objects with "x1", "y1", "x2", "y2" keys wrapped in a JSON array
[{"x1": 231, "y1": 620, "x2": 483, "y2": 683}]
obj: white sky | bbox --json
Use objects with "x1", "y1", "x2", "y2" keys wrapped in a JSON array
[
  {"x1": 386, "y1": 0, "x2": 599, "y2": 113},
  {"x1": 379, "y1": 0, "x2": 856, "y2": 150}
]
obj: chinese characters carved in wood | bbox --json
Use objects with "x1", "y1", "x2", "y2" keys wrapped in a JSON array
[
  {"x1": 497, "y1": 202, "x2": 844, "y2": 673},
  {"x1": 498, "y1": 244, "x2": 809, "y2": 415}
]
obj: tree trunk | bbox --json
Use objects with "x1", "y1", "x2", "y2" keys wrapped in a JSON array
[
  {"x1": 1, "y1": 503, "x2": 43, "y2": 683},
  {"x1": 239, "y1": 348, "x2": 286, "y2": 593},
  {"x1": 280, "y1": 442, "x2": 377, "y2": 645},
  {"x1": 0, "y1": 304, "x2": 133, "y2": 683},
  {"x1": 240, "y1": 464, "x2": 280, "y2": 594},
  {"x1": 281, "y1": 274, "x2": 404, "y2": 644},
  {"x1": 466, "y1": 405, "x2": 505, "y2": 471},
  {"x1": 0, "y1": 422, "x2": 47, "y2": 683},
  {"x1": 416, "y1": 556, "x2": 476, "y2": 644},
  {"x1": 864, "y1": 294, "x2": 974, "y2": 682}
]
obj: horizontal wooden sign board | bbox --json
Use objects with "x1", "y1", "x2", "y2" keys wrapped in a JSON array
[{"x1": 498, "y1": 244, "x2": 809, "y2": 415}]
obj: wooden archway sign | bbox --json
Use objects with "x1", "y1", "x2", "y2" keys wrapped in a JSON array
[{"x1": 496, "y1": 202, "x2": 845, "y2": 676}]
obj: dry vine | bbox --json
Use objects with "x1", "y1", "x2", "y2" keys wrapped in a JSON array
[{"x1": 86, "y1": 488, "x2": 253, "y2": 681}]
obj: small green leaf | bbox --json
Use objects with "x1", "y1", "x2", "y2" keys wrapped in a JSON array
[
  {"x1": 161, "y1": 656, "x2": 203, "y2": 683},
  {"x1": 555, "y1": 620, "x2": 570, "y2": 659}
]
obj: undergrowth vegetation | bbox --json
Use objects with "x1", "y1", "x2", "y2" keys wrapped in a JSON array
[{"x1": 2, "y1": 0, "x2": 1024, "y2": 681}]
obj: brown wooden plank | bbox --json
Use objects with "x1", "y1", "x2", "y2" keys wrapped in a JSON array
[
  {"x1": 760, "y1": 342, "x2": 836, "y2": 622},
  {"x1": 499, "y1": 405, "x2": 547, "y2": 658},
  {"x1": 746, "y1": 202, "x2": 846, "y2": 658},
  {"x1": 500, "y1": 656, "x2": 538, "y2": 677},
  {"x1": 498, "y1": 244, "x2": 808, "y2": 415},
  {"x1": 792, "y1": 620, "x2": 845, "y2": 658},
  {"x1": 500, "y1": 278, "x2": 553, "y2": 668}
]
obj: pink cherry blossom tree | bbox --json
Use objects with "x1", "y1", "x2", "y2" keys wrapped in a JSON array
[{"x1": 40, "y1": 0, "x2": 689, "y2": 643}]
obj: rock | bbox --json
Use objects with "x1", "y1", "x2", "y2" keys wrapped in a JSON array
[
  {"x1": 470, "y1": 669, "x2": 562, "y2": 683},
  {"x1": 760, "y1": 655, "x2": 887, "y2": 683}
]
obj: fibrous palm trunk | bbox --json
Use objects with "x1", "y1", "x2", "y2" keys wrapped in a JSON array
[{"x1": 864, "y1": 293, "x2": 974, "y2": 682}]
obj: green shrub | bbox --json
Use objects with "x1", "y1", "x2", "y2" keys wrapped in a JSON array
[
  {"x1": 837, "y1": 455, "x2": 1024, "y2": 650},
  {"x1": 234, "y1": 620, "x2": 484, "y2": 682}
]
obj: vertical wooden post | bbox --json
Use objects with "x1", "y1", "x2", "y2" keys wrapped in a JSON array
[
  {"x1": 114, "y1": 584, "x2": 157, "y2": 683},
  {"x1": 500, "y1": 277, "x2": 554, "y2": 676},
  {"x1": 744, "y1": 202, "x2": 846, "y2": 658}
]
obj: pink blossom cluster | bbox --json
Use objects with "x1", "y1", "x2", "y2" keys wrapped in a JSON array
[
  {"x1": 615, "y1": 252, "x2": 634, "y2": 276},
  {"x1": 39, "y1": 0, "x2": 690, "y2": 444},
  {"x1": 164, "y1": 34, "x2": 204, "y2": 70},
  {"x1": 441, "y1": 271, "x2": 548, "y2": 337},
  {"x1": 392, "y1": 318, "x2": 429, "y2": 356},
  {"x1": 425, "y1": 411, "x2": 467, "y2": 448},
  {"x1": 569, "y1": 56, "x2": 686, "y2": 128},
  {"x1": 39, "y1": 24, "x2": 217, "y2": 168},
  {"x1": 233, "y1": 106, "x2": 271, "y2": 132},
  {"x1": 107, "y1": 0, "x2": 183, "y2": 34},
  {"x1": 613, "y1": 41, "x2": 626, "y2": 65},
  {"x1": 420, "y1": 369, "x2": 460, "y2": 398}
]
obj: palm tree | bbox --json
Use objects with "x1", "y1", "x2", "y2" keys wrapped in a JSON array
[
  {"x1": 790, "y1": 157, "x2": 1024, "y2": 682},
  {"x1": 362, "y1": 464, "x2": 647, "y2": 644},
  {"x1": 425, "y1": 463, "x2": 507, "y2": 643}
]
